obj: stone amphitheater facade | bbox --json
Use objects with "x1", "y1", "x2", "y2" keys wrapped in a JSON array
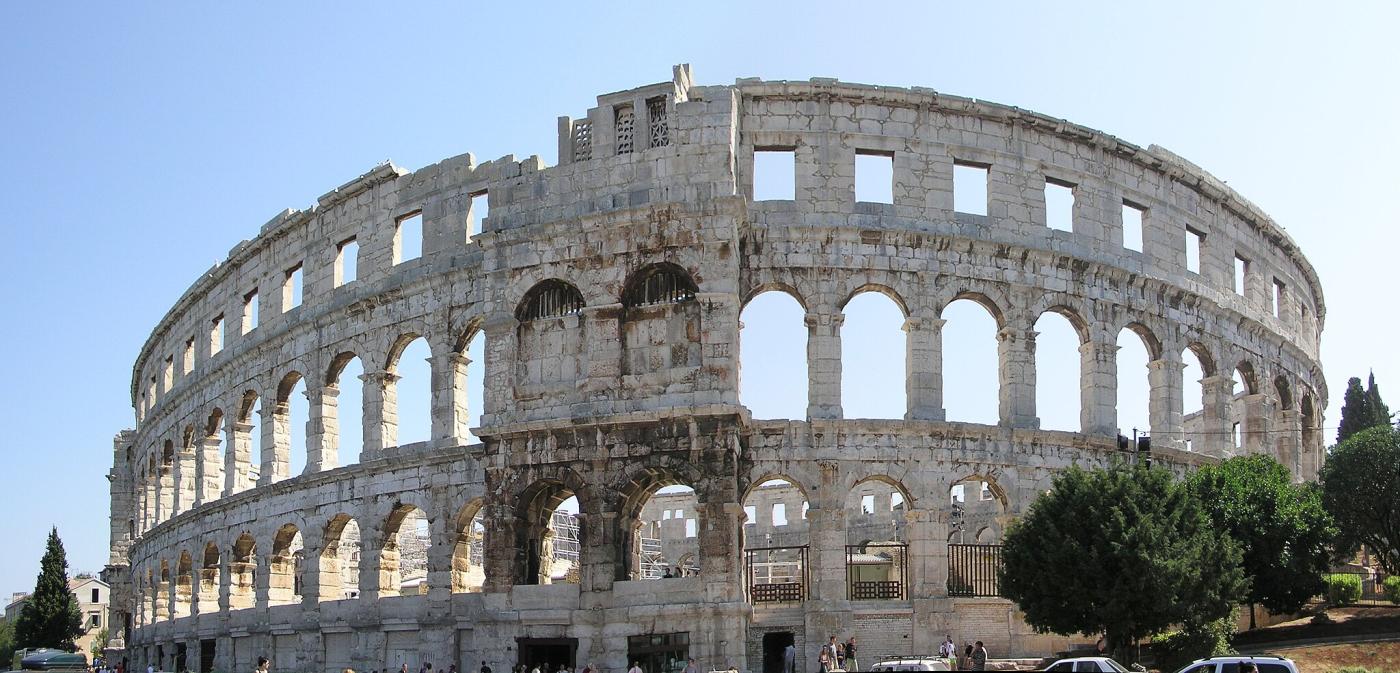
[{"x1": 104, "y1": 65, "x2": 1327, "y2": 673}]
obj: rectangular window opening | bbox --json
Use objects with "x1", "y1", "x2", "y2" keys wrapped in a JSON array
[
  {"x1": 242, "y1": 289, "x2": 259, "y2": 334},
  {"x1": 468, "y1": 191, "x2": 488, "y2": 238},
  {"x1": 1122, "y1": 201, "x2": 1145, "y2": 252},
  {"x1": 210, "y1": 315, "x2": 225, "y2": 355},
  {"x1": 1232, "y1": 422, "x2": 1241, "y2": 448},
  {"x1": 1186, "y1": 227, "x2": 1204, "y2": 274},
  {"x1": 336, "y1": 238, "x2": 358, "y2": 287},
  {"x1": 951, "y1": 483, "x2": 965, "y2": 504},
  {"x1": 1273, "y1": 279, "x2": 1286, "y2": 318},
  {"x1": 91, "y1": 588, "x2": 100, "y2": 603},
  {"x1": 861, "y1": 494, "x2": 875, "y2": 514},
  {"x1": 283, "y1": 264, "x2": 303, "y2": 311},
  {"x1": 1234, "y1": 255, "x2": 1249, "y2": 296},
  {"x1": 772, "y1": 503, "x2": 788, "y2": 527},
  {"x1": 673, "y1": 508, "x2": 684, "y2": 519},
  {"x1": 743, "y1": 505, "x2": 756, "y2": 525},
  {"x1": 801, "y1": 502, "x2": 808, "y2": 520},
  {"x1": 980, "y1": 482, "x2": 993, "y2": 501},
  {"x1": 684, "y1": 518, "x2": 697, "y2": 538},
  {"x1": 662, "y1": 510, "x2": 671, "y2": 520},
  {"x1": 953, "y1": 162, "x2": 989, "y2": 216},
  {"x1": 182, "y1": 337, "x2": 194, "y2": 376},
  {"x1": 1044, "y1": 178, "x2": 1075, "y2": 232},
  {"x1": 395, "y1": 211, "x2": 423, "y2": 265},
  {"x1": 162, "y1": 356, "x2": 173, "y2": 391},
  {"x1": 855, "y1": 151, "x2": 894, "y2": 204},
  {"x1": 753, "y1": 148, "x2": 796, "y2": 201}
]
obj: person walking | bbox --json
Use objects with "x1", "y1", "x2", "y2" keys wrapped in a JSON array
[
  {"x1": 843, "y1": 638, "x2": 858, "y2": 673},
  {"x1": 970, "y1": 642, "x2": 987, "y2": 672},
  {"x1": 816, "y1": 651, "x2": 830, "y2": 673},
  {"x1": 479, "y1": 662, "x2": 491, "y2": 673},
  {"x1": 783, "y1": 643, "x2": 797, "y2": 673},
  {"x1": 824, "y1": 636, "x2": 841, "y2": 671},
  {"x1": 683, "y1": 658, "x2": 699, "y2": 673},
  {"x1": 256, "y1": 657, "x2": 271, "y2": 673},
  {"x1": 960, "y1": 644, "x2": 972, "y2": 671},
  {"x1": 628, "y1": 662, "x2": 643, "y2": 673}
]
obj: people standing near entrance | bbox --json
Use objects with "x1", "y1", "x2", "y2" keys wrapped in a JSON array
[
  {"x1": 783, "y1": 643, "x2": 797, "y2": 673},
  {"x1": 148, "y1": 664, "x2": 155, "y2": 673},
  {"x1": 824, "y1": 636, "x2": 841, "y2": 671},
  {"x1": 817, "y1": 649, "x2": 830, "y2": 673},
  {"x1": 843, "y1": 637, "x2": 858, "y2": 673},
  {"x1": 683, "y1": 658, "x2": 699, "y2": 673},
  {"x1": 970, "y1": 642, "x2": 987, "y2": 672},
  {"x1": 960, "y1": 644, "x2": 972, "y2": 671},
  {"x1": 479, "y1": 662, "x2": 491, "y2": 673},
  {"x1": 628, "y1": 661, "x2": 643, "y2": 673},
  {"x1": 256, "y1": 657, "x2": 271, "y2": 673}
]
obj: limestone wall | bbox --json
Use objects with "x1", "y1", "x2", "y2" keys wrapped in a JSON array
[{"x1": 106, "y1": 65, "x2": 1324, "y2": 673}]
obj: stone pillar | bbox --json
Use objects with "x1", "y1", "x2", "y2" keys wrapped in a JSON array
[
  {"x1": 195, "y1": 435, "x2": 222, "y2": 506},
  {"x1": 358, "y1": 546, "x2": 391, "y2": 601},
  {"x1": 1148, "y1": 352, "x2": 1185, "y2": 449},
  {"x1": 156, "y1": 462, "x2": 174, "y2": 524},
  {"x1": 806, "y1": 311, "x2": 844, "y2": 420},
  {"x1": 258, "y1": 401, "x2": 286, "y2": 486},
  {"x1": 1275, "y1": 408, "x2": 1301, "y2": 478},
  {"x1": 253, "y1": 551, "x2": 272, "y2": 610},
  {"x1": 905, "y1": 316, "x2": 946, "y2": 421},
  {"x1": 903, "y1": 507, "x2": 942, "y2": 599},
  {"x1": 1200, "y1": 375, "x2": 1236, "y2": 457},
  {"x1": 431, "y1": 352, "x2": 471, "y2": 446},
  {"x1": 175, "y1": 441, "x2": 196, "y2": 513},
  {"x1": 483, "y1": 313, "x2": 524, "y2": 428},
  {"x1": 1079, "y1": 334, "x2": 1117, "y2": 436},
  {"x1": 307, "y1": 385, "x2": 338, "y2": 472},
  {"x1": 299, "y1": 531, "x2": 324, "y2": 612},
  {"x1": 360, "y1": 370, "x2": 400, "y2": 461},
  {"x1": 1242, "y1": 393, "x2": 1274, "y2": 455},
  {"x1": 480, "y1": 501, "x2": 516, "y2": 594},
  {"x1": 997, "y1": 327, "x2": 1039, "y2": 428}
]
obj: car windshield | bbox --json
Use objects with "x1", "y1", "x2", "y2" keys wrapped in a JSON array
[{"x1": 1103, "y1": 660, "x2": 1130, "y2": 673}]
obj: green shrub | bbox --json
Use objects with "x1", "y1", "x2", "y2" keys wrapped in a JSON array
[
  {"x1": 1148, "y1": 612, "x2": 1235, "y2": 673},
  {"x1": 1324, "y1": 573, "x2": 1363, "y2": 605},
  {"x1": 1384, "y1": 575, "x2": 1400, "y2": 605}
]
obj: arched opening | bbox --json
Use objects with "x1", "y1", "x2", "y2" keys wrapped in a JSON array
[
  {"x1": 620, "y1": 263, "x2": 701, "y2": 376},
  {"x1": 739, "y1": 290, "x2": 807, "y2": 420},
  {"x1": 841, "y1": 290, "x2": 906, "y2": 419},
  {"x1": 941, "y1": 298, "x2": 1000, "y2": 424},
  {"x1": 327, "y1": 354, "x2": 366, "y2": 467},
  {"x1": 318, "y1": 514, "x2": 362, "y2": 602},
  {"x1": 621, "y1": 471, "x2": 699, "y2": 580},
  {"x1": 1275, "y1": 376, "x2": 1296, "y2": 472},
  {"x1": 844, "y1": 477, "x2": 911, "y2": 600},
  {"x1": 387, "y1": 337, "x2": 433, "y2": 447},
  {"x1": 229, "y1": 533, "x2": 257, "y2": 610},
  {"x1": 268, "y1": 524, "x2": 304, "y2": 605},
  {"x1": 1034, "y1": 311, "x2": 1083, "y2": 431},
  {"x1": 1301, "y1": 394, "x2": 1319, "y2": 476},
  {"x1": 461, "y1": 330, "x2": 486, "y2": 443},
  {"x1": 1233, "y1": 364, "x2": 1256, "y2": 451},
  {"x1": 1180, "y1": 347, "x2": 1208, "y2": 452},
  {"x1": 278, "y1": 373, "x2": 309, "y2": 479},
  {"x1": 947, "y1": 475, "x2": 1009, "y2": 597},
  {"x1": 198, "y1": 543, "x2": 220, "y2": 609},
  {"x1": 380, "y1": 505, "x2": 432, "y2": 596},
  {"x1": 204, "y1": 409, "x2": 225, "y2": 502},
  {"x1": 450, "y1": 502, "x2": 486, "y2": 593},
  {"x1": 178, "y1": 427, "x2": 196, "y2": 511},
  {"x1": 515, "y1": 484, "x2": 582, "y2": 585},
  {"x1": 1116, "y1": 327, "x2": 1154, "y2": 435},
  {"x1": 173, "y1": 552, "x2": 192, "y2": 618},
  {"x1": 237, "y1": 391, "x2": 263, "y2": 487},
  {"x1": 516, "y1": 280, "x2": 587, "y2": 389},
  {"x1": 158, "y1": 441, "x2": 175, "y2": 522},
  {"x1": 155, "y1": 560, "x2": 171, "y2": 621},
  {"x1": 741, "y1": 476, "x2": 810, "y2": 602}
]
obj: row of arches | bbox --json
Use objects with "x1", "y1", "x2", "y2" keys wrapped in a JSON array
[{"x1": 131, "y1": 466, "x2": 1011, "y2": 627}]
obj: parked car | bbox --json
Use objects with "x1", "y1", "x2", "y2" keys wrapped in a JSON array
[
  {"x1": 1040, "y1": 657, "x2": 1131, "y2": 673},
  {"x1": 867, "y1": 656, "x2": 954, "y2": 672},
  {"x1": 1172, "y1": 656, "x2": 1298, "y2": 673}
]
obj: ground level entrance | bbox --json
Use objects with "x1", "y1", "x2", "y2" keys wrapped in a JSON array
[
  {"x1": 517, "y1": 638, "x2": 577, "y2": 673},
  {"x1": 627, "y1": 632, "x2": 690, "y2": 673},
  {"x1": 761, "y1": 632, "x2": 794, "y2": 673}
]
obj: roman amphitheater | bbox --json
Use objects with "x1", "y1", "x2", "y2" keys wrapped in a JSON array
[{"x1": 104, "y1": 65, "x2": 1326, "y2": 673}]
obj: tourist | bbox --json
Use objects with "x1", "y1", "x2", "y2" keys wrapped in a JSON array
[
  {"x1": 961, "y1": 644, "x2": 972, "y2": 671},
  {"x1": 1240, "y1": 665, "x2": 1258, "y2": 673},
  {"x1": 824, "y1": 636, "x2": 840, "y2": 671},
  {"x1": 783, "y1": 643, "x2": 797, "y2": 673},
  {"x1": 628, "y1": 661, "x2": 644, "y2": 673},
  {"x1": 257, "y1": 657, "x2": 271, "y2": 673},
  {"x1": 971, "y1": 642, "x2": 987, "y2": 672},
  {"x1": 479, "y1": 662, "x2": 491, "y2": 673},
  {"x1": 683, "y1": 658, "x2": 699, "y2": 673},
  {"x1": 663, "y1": 567, "x2": 673, "y2": 578},
  {"x1": 148, "y1": 663, "x2": 155, "y2": 673},
  {"x1": 817, "y1": 650, "x2": 830, "y2": 673},
  {"x1": 938, "y1": 636, "x2": 954, "y2": 659},
  {"x1": 726, "y1": 664, "x2": 737, "y2": 673},
  {"x1": 843, "y1": 637, "x2": 858, "y2": 673}
]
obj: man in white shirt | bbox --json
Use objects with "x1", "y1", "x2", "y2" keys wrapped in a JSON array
[{"x1": 628, "y1": 662, "x2": 644, "y2": 673}]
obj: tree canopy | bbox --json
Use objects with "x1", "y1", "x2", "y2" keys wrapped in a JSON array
[
  {"x1": 1320, "y1": 425, "x2": 1400, "y2": 575},
  {"x1": 1337, "y1": 373, "x2": 1391, "y2": 444},
  {"x1": 1000, "y1": 463, "x2": 1246, "y2": 662},
  {"x1": 14, "y1": 527, "x2": 84, "y2": 651},
  {"x1": 1188, "y1": 455, "x2": 1336, "y2": 621}
]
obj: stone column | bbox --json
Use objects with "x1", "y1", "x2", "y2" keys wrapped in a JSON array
[
  {"x1": 360, "y1": 370, "x2": 400, "y2": 461},
  {"x1": 307, "y1": 385, "x2": 338, "y2": 472},
  {"x1": 358, "y1": 546, "x2": 391, "y2": 601},
  {"x1": 903, "y1": 507, "x2": 941, "y2": 599},
  {"x1": 997, "y1": 327, "x2": 1039, "y2": 428},
  {"x1": 1079, "y1": 334, "x2": 1117, "y2": 436},
  {"x1": 480, "y1": 501, "x2": 516, "y2": 594},
  {"x1": 1200, "y1": 375, "x2": 1236, "y2": 457},
  {"x1": 258, "y1": 401, "x2": 287, "y2": 486},
  {"x1": 484, "y1": 313, "x2": 525, "y2": 428},
  {"x1": 195, "y1": 435, "x2": 222, "y2": 505},
  {"x1": 253, "y1": 552, "x2": 272, "y2": 610},
  {"x1": 431, "y1": 351, "x2": 471, "y2": 446},
  {"x1": 175, "y1": 441, "x2": 196, "y2": 513},
  {"x1": 1275, "y1": 408, "x2": 1301, "y2": 478},
  {"x1": 905, "y1": 316, "x2": 946, "y2": 421},
  {"x1": 1148, "y1": 352, "x2": 1185, "y2": 449},
  {"x1": 156, "y1": 462, "x2": 174, "y2": 524},
  {"x1": 1242, "y1": 393, "x2": 1274, "y2": 455},
  {"x1": 806, "y1": 311, "x2": 844, "y2": 420}
]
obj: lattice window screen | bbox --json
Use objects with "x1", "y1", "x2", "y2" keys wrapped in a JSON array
[
  {"x1": 647, "y1": 97, "x2": 668, "y2": 148},
  {"x1": 615, "y1": 105, "x2": 635, "y2": 155},
  {"x1": 572, "y1": 121, "x2": 592, "y2": 161}
]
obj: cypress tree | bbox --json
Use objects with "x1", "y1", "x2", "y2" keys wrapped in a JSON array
[
  {"x1": 14, "y1": 527, "x2": 84, "y2": 651},
  {"x1": 1365, "y1": 372, "x2": 1391, "y2": 428},
  {"x1": 1338, "y1": 377, "x2": 1373, "y2": 444}
]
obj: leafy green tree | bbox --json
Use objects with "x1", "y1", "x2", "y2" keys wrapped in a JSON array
[
  {"x1": 1000, "y1": 463, "x2": 1247, "y2": 663},
  {"x1": 1320, "y1": 425, "x2": 1400, "y2": 575},
  {"x1": 0, "y1": 618, "x2": 16, "y2": 667},
  {"x1": 1188, "y1": 455, "x2": 1336, "y2": 627},
  {"x1": 88, "y1": 627, "x2": 107, "y2": 659},
  {"x1": 14, "y1": 527, "x2": 84, "y2": 651},
  {"x1": 1337, "y1": 373, "x2": 1391, "y2": 444}
]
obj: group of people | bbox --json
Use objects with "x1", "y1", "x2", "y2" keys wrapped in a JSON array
[
  {"x1": 937, "y1": 637, "x2": 988, "y2": 671},
  {"x1": 781, "y1": 635, "x2": 858, "y2": 673}
]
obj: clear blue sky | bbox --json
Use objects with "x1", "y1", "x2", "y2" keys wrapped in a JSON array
[{"x1": 1, "y1": 1, "x2": 1396, "y2": 597}]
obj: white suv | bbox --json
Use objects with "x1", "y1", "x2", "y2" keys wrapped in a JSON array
[{"x1": 1173, "y1": 656, "x2": 1298, "y2": 673}]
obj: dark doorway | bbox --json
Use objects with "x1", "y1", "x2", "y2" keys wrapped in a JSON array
[
  {"x1": 200, "y1": 640, "x2": 216, "y2": 673},
  {"x1": 517, "y1": 638, "x2": 577, "y2": 673},
  {"x1": 627, "y1": 633, "x2": 689, "y2": 673},
  {"x1": 175, "y1": 643, "x2": 187, "y2": 672},
  {"x1": 762, "y1": 632, "x2": 795, "y2": 673}
]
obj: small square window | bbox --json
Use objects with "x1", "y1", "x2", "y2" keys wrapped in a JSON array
[
  {"x1": 954, "y1": 162, "x2": 989, "y2": 216},
  {"x1": 242, "y1": 290, "x2": 259, "y2": 334},
  {"x1": 336, "y1": 239, "x2": 358, "y2": 287},
  {"x1": 861, "y1": 494, "x2": 875, "y2": 514},
  {"x1": 1044, "y1": 179, "x2": 1075, "y2": 232},
  {"x1": 662, "y1": 511, "x2": 671, "y2": 520},
  {"x1": 395, "y1": 212, "x2": 423, "y2": 264},
  {"x1": 210, "y1": 315, "x2": 225, "y2": 355},
  {"x1": 685, "y1": 518, "x2": 697, "y2": 538},
  {"x1": 743, "y1": 505, "x2": 756, "y2": 525},
  {"x1": 1234, "y1": 255, "x2": 1249, "y2": 296},
  {"x1": 855, "y1": 151, "x2": 893, "y2": 204},
  {"x1": 1273, "y1": 279, "x2": 1286, "y2": 318},
  {"x1": 181, "y1": 337, "x2": 194, "y2": 376},
  {"x1": 1122, "y1": 201, "x2": 1146, "y2": 252},
  {"x1": 468, "y1": 191, "x2": 488, "y2": 238},
  {"x1": 772, "y1": 503, "x2": 788, "y2": 526},
  {"x1": 1186, "y1": 227, "x2": 1204, "y2": 274},
  {"x1": 754, "y1": 149, "x2": 796, "y2": 201},
  {"x1": 283, "y1": 264, "x2": 303, "y2": 311}
]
